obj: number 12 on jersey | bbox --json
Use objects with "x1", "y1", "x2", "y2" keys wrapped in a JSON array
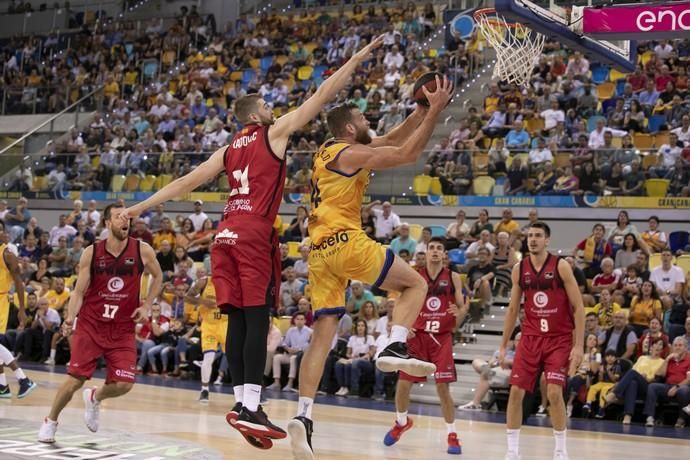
[{"x1": 425, "y1": 320, "x2": 440, "y2": 333}]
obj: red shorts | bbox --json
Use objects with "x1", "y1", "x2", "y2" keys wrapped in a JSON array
[
  {"x1": 510, "y1": 334, "x2": 572, "y2": 391},
  {"x1": 68, "y1": 318, "x2": 137, "y2": 383},
  {"x1": 211, "y1": 218, "x2": 280, "y2": 309},
  {"x1": 399, "y1": 332, "x2": 456, "y2": 383}
]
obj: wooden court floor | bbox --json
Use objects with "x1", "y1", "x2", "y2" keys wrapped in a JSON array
[{"x1": 0, "y1": 370, "x2": 688, "y2": 459}]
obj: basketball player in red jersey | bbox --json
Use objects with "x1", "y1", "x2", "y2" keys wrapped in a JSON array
[
  {"x1": 383, "y1": 237, "x2": 468, "y2": 455},
  {"x1": 119, "y1": 36, "x2": 385, "y2": 447},
  {"x1": 499, "y1": 222, "x2": 584, "y2": 460},
  {"x1": 38, "y1": 203, "x2": 163, "y2": 443}
]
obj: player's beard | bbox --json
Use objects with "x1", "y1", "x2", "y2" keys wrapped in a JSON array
[
  {"x1": 355, "y1": 126, "x2": 372, "y2": 145},
  {"x1": 111, "y1": 225, "x2": 129, "y2": 241},
  {"x1": 261, "y1": 114, "x2": 275, "y2": 126}
]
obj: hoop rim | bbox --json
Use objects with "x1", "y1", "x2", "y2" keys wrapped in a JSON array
[{"x1": 473, "y1": 7, "x2": 521, "y2": 29}]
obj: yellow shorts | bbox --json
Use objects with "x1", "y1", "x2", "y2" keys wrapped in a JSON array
[
  {"x1": 201, "y1": 321, "x2": 227, "y2": 353},
  {"x1": 309, "y1": 230, "x2": 393, "y2": 317},
  {"x1": 0, "y1": 295, "x2": 9, "y2": 334}
]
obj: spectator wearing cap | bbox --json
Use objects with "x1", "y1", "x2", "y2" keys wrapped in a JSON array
[
  {"x1": 188, "y1": 200, "x2": 208, "y2": 232},
  {"x1": 390, "y1": 223, "x2": 417, "y2": 257}
]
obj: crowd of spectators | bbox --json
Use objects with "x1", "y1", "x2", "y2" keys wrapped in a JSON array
[{"x1": 423, "y1": 37, "x2": 690, "y2": 196}]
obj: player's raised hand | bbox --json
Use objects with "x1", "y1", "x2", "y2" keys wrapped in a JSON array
[
  {"x1": 568, "y1": 345, "x2": 584, "y2": 377},
  {"x1": 353, "y1": 34, "x2": 384, "y2": 62},
  {"x1": 421, "y1": 75, "x2": 453, "y2": 114}
]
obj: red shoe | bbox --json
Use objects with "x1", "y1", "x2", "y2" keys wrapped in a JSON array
[
  {"x1": 447, "y1": 432, "x2": 462, "y2": 455},
  {"x1": 383, "y1": 417, "x2": 413, "y2": 446},
  {"x1": 225, "y1": 402, "x2": 242, "y2": 426},
  {"x1": 226, "y1": 403, "x2": 273, "y2": 450}
]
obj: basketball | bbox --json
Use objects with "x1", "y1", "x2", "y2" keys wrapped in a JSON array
[{"x1": 413, "y1": 72, "x2": 453, "y2": 107}]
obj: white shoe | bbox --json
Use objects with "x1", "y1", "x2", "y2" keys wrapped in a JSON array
[
  {"x1": 38, "y1": 417, "x2": 58, "y2": 443},
  {"x1": 83, "y1": 388, "x2": 100, "y2": 432},
  {"x1": 682, "y1": 404, "x2": 690, "y2": 417},
  {"x1": 213, "y1": 376, "x2": 223, "y2": 386},
  {"x1": 44, "y1": 357, "x2": 55, "y2": 366},
  {"x1": 335, "y1": 387, "x2": 349, "y2": 397},
  {"x1": 553, "y1": 450, "x2": 569, "y2": 460},
  {"x1": 645, "y1": 416, "x2": 655, "y2": 427},
  {"x1": 266, "y1": 382, "x2": 281, "y2": 391},
  {"x1": 504, "y1": 452, "x2": 521, "y2": 460},
  {"x1": 458, "y1": 402, "x2": 482, "y2": 411},
  {"x1": 536, "y1": 405, "x2": 547, "y2": 416},
  {"x1": 566, "y1": 403, "x2": 573, "y2": 418},
  {"x1": 283, "y1": 384, "x2": 298, "y2": 393}
]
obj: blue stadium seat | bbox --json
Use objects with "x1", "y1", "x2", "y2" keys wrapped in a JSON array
[
  {"x1": 429, "y1": 225, "x2": 446, "y2": 237},
  {"x1": 647, "y1": 115, "x2": 666, "y2": 133},
  {"x1": 242, "y1": 69, "x2": 256, "y2": 84},
  {"x1": 615, "y1": 80, "x2": 626, "y2": 96},
  {"x1": 591, "y1": 65, "x2": 610, "y2": 85},
  {"x1": 668, "y1": 231, "x2": 690, "y2": 254},
  {"x1": 587, "y1": 116, "x2": 606, "y2": 132},
  {"x1": 448, "y1": 249, "x2": 465, "y2": 266},
  {"x1": 260, "y1": 56, "x2": 273, "y2": 73}
]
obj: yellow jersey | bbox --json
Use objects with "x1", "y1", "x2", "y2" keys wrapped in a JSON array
[
  {"x1": 308, "y1": 140, "x2": 370, "y2": 245},
  {"x1": 0, "y1": 244, "x2": 11, "y2": 294},
  {"x1": 198, "y1": 278, "x2": 225, "y2": 326}
]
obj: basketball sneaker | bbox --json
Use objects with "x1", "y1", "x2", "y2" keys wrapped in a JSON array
[
  {"x1": 553, "y1": 450, "x2": 569, "y2": 460},
  {"x1": 376, "y1": 342, "x2": 436, "y2": 377},
  {"x1": 504, "y1": 452, "x2": 521, "y2": 460},
  {"x1": 199, "y1": 389, "x2": 209, "y2": 403},
  {"x1": 83, "y1": 387, "x2": 100, "y2": 432},
  {"x1": 447, "y1": 432, "x2": 462, "y2": 455},
  {"x1": 234, "y1": 406, "x2": 287, "y2": 440},
  {"x1": 683, "y1": 404, "x2": 690, "y2": 417},
  {"x1": 383, "y1": 417, "x2": 413, "y2": 446},
  {"x1": 0, "y1": 384, "x2": 11, "y2": 399},
  {"x1": 287, "y1": 416, "x2": 314, "y2": 460},
  {"x1": 18, "y1": 378, "x2": 37, "y2": 399},
  {"x1": 226, "y1": 402, "x2": 243, "y2": 425},
  {"x1": 38, "y1": 417, "x2": 58, "y2": 443}
]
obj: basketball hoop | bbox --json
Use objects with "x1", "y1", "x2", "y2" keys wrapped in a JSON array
[{"x1": 473, "y1": 7, "x2": 545, "y2": 87}]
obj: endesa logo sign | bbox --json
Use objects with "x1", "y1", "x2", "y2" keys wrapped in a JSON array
[{"x1": 583, "y1": 2, "x2": 690, "y2": 40}]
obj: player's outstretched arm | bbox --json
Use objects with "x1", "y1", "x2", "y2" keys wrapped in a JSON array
[
  {"x1": 369, "y1": 105, "x2": 427, "y2": 148},
  {"x1": 499, "y1": 264, "x2": 522, "y2": 366},
  {"x1": 558, "y1": 258, "x2": 585, "y2": 374},
  {"x1": 335, "y1": 76, "x2": 453, "y2": 172},
  {"x1": 123, "y1": 147, "x2": 226, "y2": 219},
  {"x1": 4, "y1": 248, "x2": 26, "y2": 326},
  {"x1": 269, "y1": 35, "x2": 384, "y2": 149},
  {"x1": 62, "y1": 245, "x2": 94, "y2": 335}
]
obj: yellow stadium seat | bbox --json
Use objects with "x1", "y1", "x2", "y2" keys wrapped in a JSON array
[
  {"x1": 472, "y1": 153, "x2": 490, "y2": 176},
  {"x1": 473, "y1": 176, "x2": 495, "y2": 195},
  {"x1": 639, "y1": 50, "x2": 653, "y2": 65},
  {"x1": 230, "y1": 71, "x2": 243, "y2": 81},
  {"x1": 217, "y1": 174, "x2": 230, "y2": 192},
  {"x1": 649, "y1": 253, "x2": 663, "y2": 270},
  {"x1": 111, "y1": 175, "x2": 126, "y2": 192},
  {"x1": 297, "y1": 66, "x2": 314, "y2": 81},
  {"x1": 287, "y1": 241, "x2": 301, "y2": 258},
  {"x1": 412, "y1": 174, "x2": 432, "y2": 196},
  {"x1": 633, "y1": 133, "x2": 654, "y2": 150},
  {"x1": 249, "y1": 58, "x2": 261, "y2": 69},
  {"x1": 609, "y1": 68, "x2": 628, "y2": 82},
  {"x1": 641, "y1": 153, "x2": 658, "y2": 171},
  {"x1": 158, "y1": 174, "x2": 173, "y2": 189},
  {"x1": 304, "y1": 42, "x2": 317, "y2": 54},
  {"x1": 644, "y1": 178, "x2": 669, "y2": 197},
  {"x1": 275, "y1": 55, "x2": 289, "y2": 66},
  {"x1": 275, "y1": 316, "x2": 292, "y2": 336},
  {"x1": 409, "y1": 224, "x2": 424, "y2": 241},
  {"x1": 124, "y1": 175, "x2": 141, "y2": 192},
  {"x1": 525, "y1": 117, "x2": 544, "y2": 134},
  {"x1": 554, "y1": 152, "x2": 571, "y2": 169},
  {"x1": 282, "y1": 222, "x2": 290, "y2": 235},
  {"x1": 654, "y1": 132, "x2": 670, "y2": 148},
  {"x1": 610, "y1": 137, "x2": 623, "y2": 148},
  {"x1": 429, "y1": 177, "x2": 442, "y2": 195},
  {"x1": 139, "y1": 174, "x2": 156, "y2": 192},
  {"x1": 32, "y1": 176, "x2": 47, "y2": 192},
  {"x1": 596, "y1": 82, "x2": 616, "y2": 100},
  {"x1": 675, "y1": 255, "x2": 690, "y2": 275}
]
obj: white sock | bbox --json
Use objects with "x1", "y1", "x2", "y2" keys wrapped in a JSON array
[
  {"x1": 396, "y1": 411, "x2": 408, "y2": 426},
  {"x1": 14, "y1": 368, "x2": 26, "y2": 380},
  {"x1": 507, "y1": 428, "x2": 520, "y2": 454},
  {"x1": 554, "y1": 429, "x2": 567, "y2": 452},
  {"x1": 390, "y1": 325, "x2": 409, "y2": 344},
  {"x1": 201, "y1": 385, "x2": 209, "y2": 391},
  {"x1": 200, "y1": 351, "x2": 215, "y2": 386},
  {"x1": 243, "y1": 383, "x2": 262, "y2": 412},
  {"x1": 50, "y1": 349, "x2": 56, "y2": 360},
  {"x1": 233, "y1": 385, "x2": 244, "y2": 403},
  {"x1": 0, "y1": 373, "x2": 6, "y2": 386},
  {"x1": 297, "y1": 396, "x2": 314, "y2": 419},
  {"x1": 446, "y1": 422, "x2": 456, "y2": 434},
  {"x1": 0, "y1": 343, "x2": 14, "y2": 365}
]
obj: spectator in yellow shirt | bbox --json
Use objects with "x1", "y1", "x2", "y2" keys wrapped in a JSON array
[
  {"x1": 494, "y1": 208, "x2": 520, "y2": 236},
  {"x1": 153, "y1": 217, "x2": 177, "y2": 251},
  {"x1": 587, "y1": 289, "x2": 621, "y2": 328},
  {"x1": 42, "y1": 278, "x2": 70, "y2": 312}
]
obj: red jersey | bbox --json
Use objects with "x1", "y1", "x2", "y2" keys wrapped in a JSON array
[
  {"x1": 222, "y1": 124, "x2": 287, "y2": 222},
  {"x1": 413, "y1": 267, "x2": 457, "y2": 335},
  {"x1": 519, "y1": 253, "x2": 574, "y2": 337},
  {"x1": 81, "y1": 237, "x2": 144, "y2": 325}
]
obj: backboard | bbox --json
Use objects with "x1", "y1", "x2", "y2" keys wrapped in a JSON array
[{"x1": 494, "y1": 0, "x2": 636, "y2": 72}]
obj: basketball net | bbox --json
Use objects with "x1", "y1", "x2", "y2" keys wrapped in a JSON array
[{"x1": 473, "y1": 8, "x2": 545, "y2": 87}]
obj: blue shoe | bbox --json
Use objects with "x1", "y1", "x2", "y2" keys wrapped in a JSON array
[
  {"x1": 17, "y1": 378, "x2": 36, "y2": 399},
  {"x1": 447, "y1": 433, "x2": 462, "y2": 455},
  {"x1": 383, "y1": 417, "x2": 413, "y2": 446},
  {"x1": 0, "y1": 384, "x2": 11, "y2": 399}
]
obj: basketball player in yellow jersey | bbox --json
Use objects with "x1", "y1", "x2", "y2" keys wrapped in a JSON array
[
  {"x1": 186, "y1": 276, "x2": 227, "y2": 403},
  {"x1": 288, "y1": 76, "x2": 453, "y2": 459},
  {"x1": 0, "y1": 236, "x2": 25, "y2": 334}
]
